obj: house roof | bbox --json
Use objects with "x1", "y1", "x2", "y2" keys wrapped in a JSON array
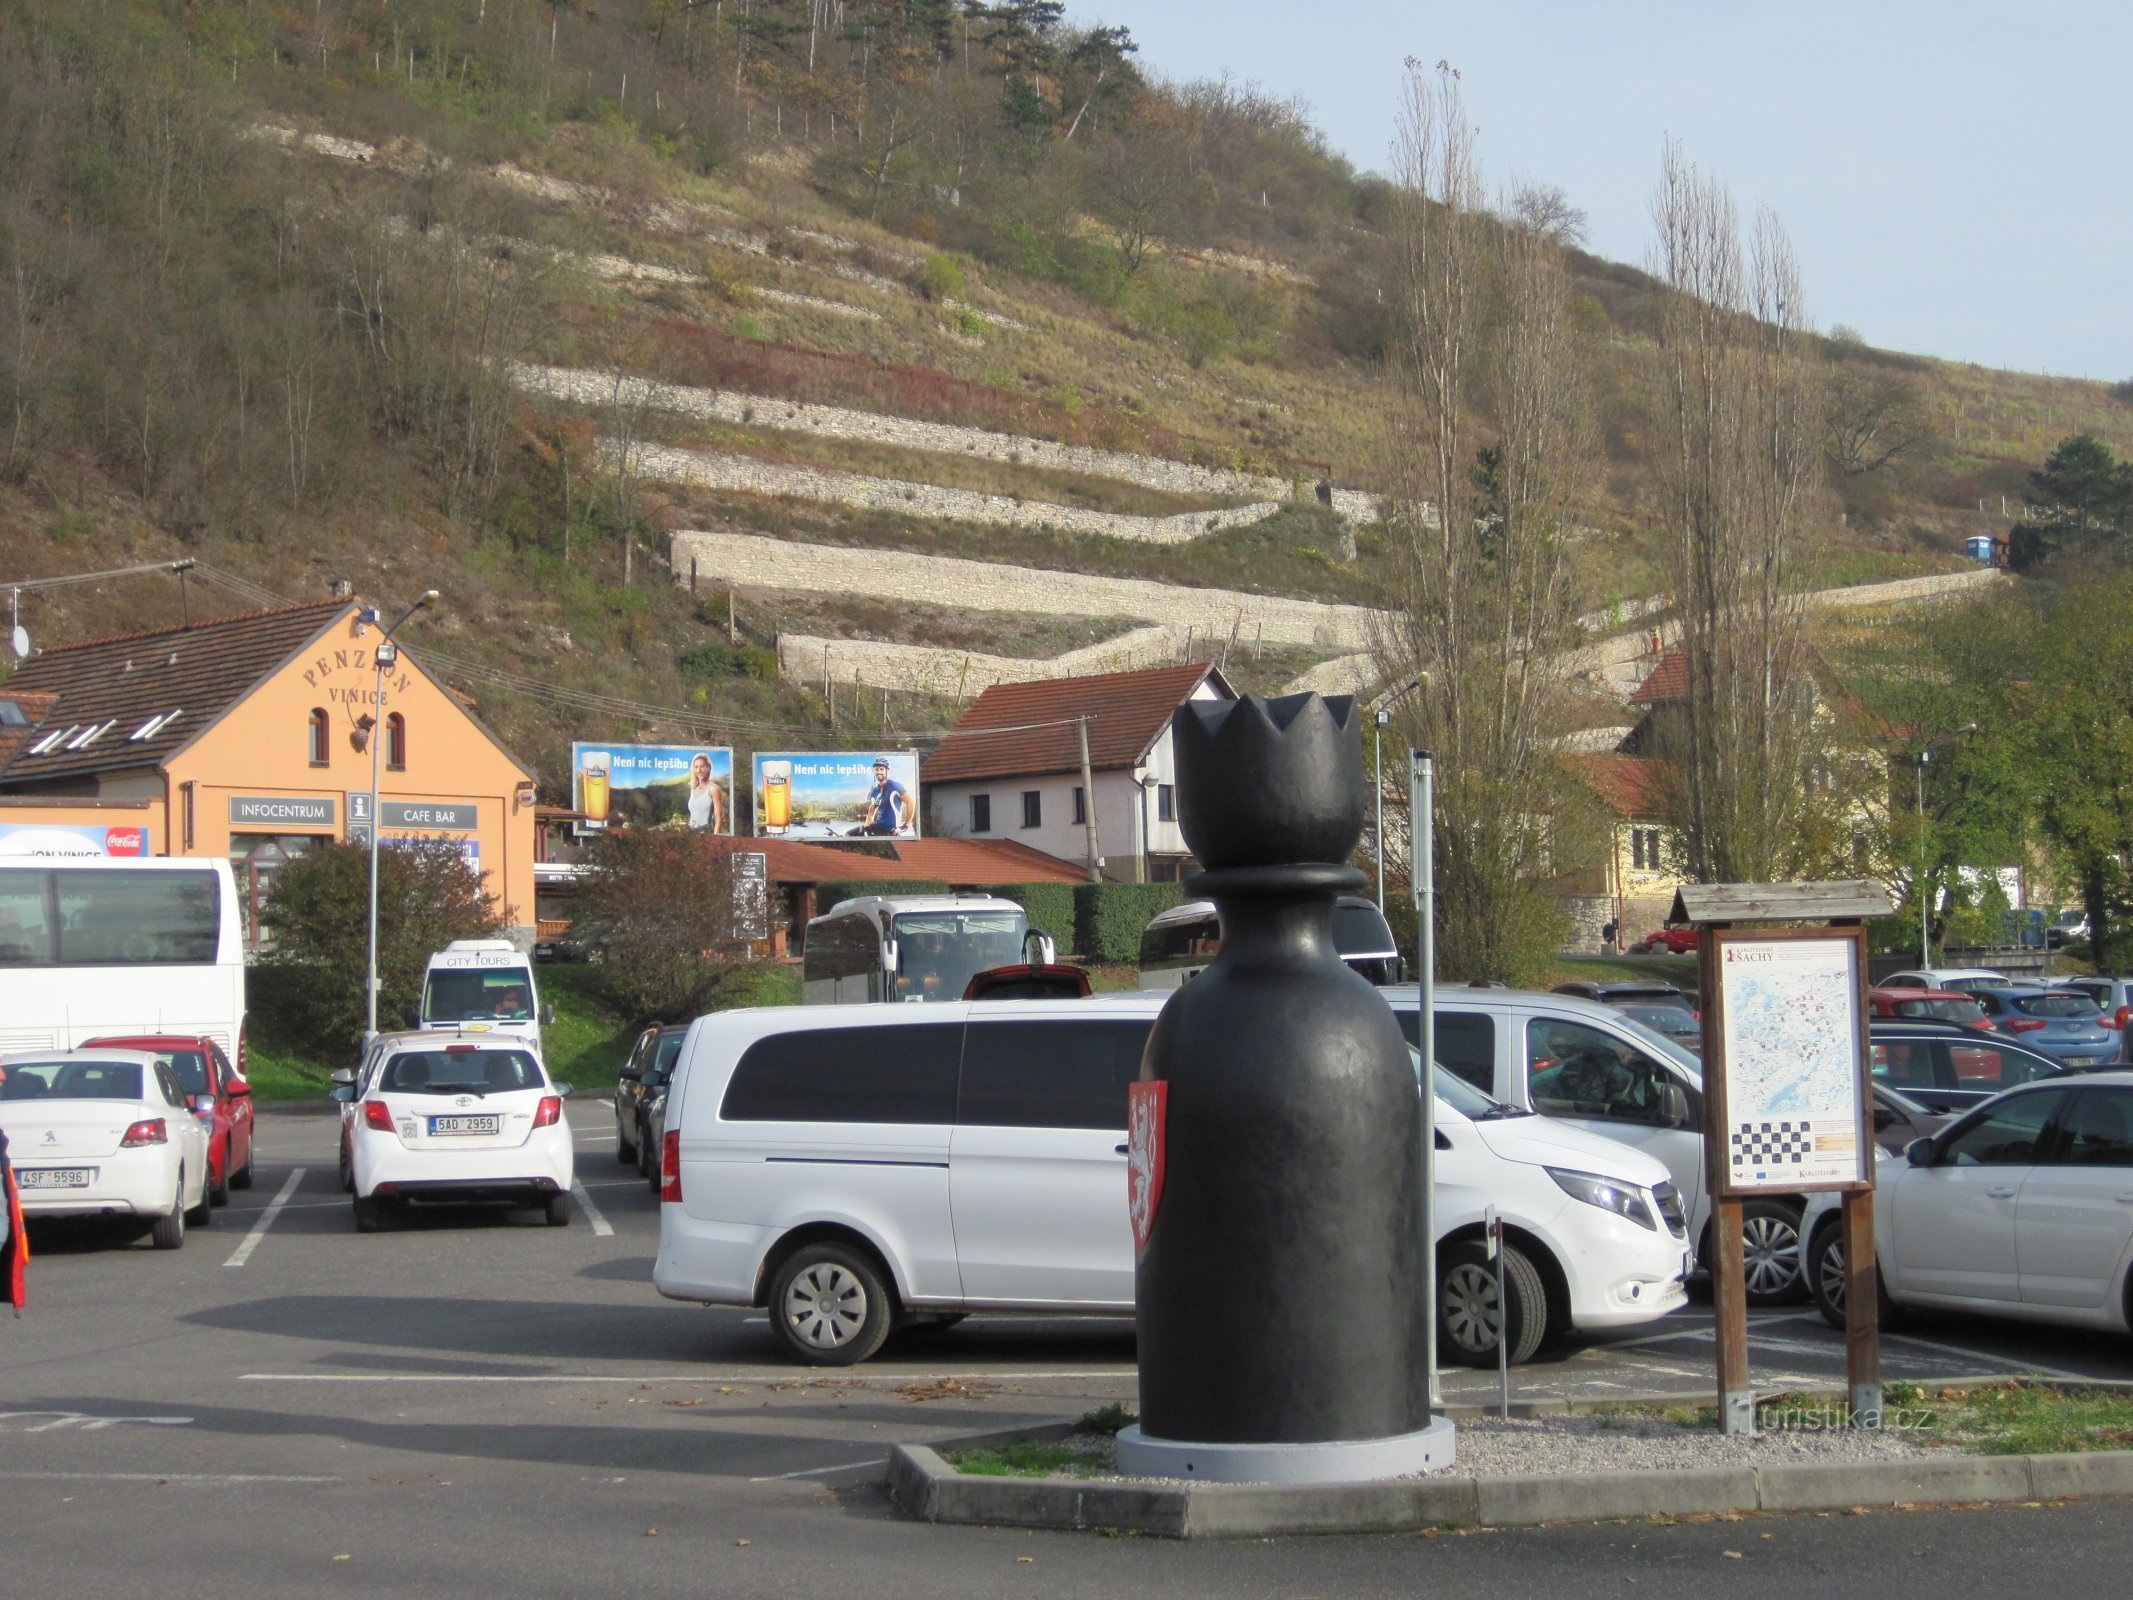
[
  {"x1": 891, "y1": 838, "x2": 1087, "y2": 885},
  {"x1": 922, "y1": 663, "x2": 1230, "y2": 785},
  {"x1": 0, "y1": 600, "x2": 352, "y2": 784},
  {"x1": 1566, "y1": 753, "x2": 1670, "y2": 819},
  {"x1": 1628, "y1": 650, "x2": 1689, "y2": 706},
  {"x1": 0, "y1": 689, "x2": 60, "y2": 770}
]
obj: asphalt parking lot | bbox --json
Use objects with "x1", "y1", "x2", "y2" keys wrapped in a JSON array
[{"x1": 4, "y1": 1105, "x2": 2128, "y2": 1594}]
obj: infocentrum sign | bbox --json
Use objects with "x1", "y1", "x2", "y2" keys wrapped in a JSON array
[{"x1": 229, "y1": 795, "x2": 336, "y2": 828}]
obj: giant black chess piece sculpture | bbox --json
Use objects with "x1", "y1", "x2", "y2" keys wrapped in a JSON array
[{"x1": 1116, "y1": 692, "x2": 1450, "y2": 1482}]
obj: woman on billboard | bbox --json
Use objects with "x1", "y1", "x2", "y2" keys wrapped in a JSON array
[{"x1": 686, "y1": 752, "x2": 728, "y2": 833}]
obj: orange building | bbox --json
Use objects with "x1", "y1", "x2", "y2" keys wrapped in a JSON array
[{"x1": 0, "y1": 600, "x2": 537, "y2": 949}]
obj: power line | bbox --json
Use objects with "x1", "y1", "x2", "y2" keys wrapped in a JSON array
[{"x1": 3, "y1": 558, "x2": 197, "y2": 592}]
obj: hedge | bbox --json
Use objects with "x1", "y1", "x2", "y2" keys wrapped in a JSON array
[
  {"x1": 1075, "y1": 881, "x2": 1188, "y2": 966},
  {"x1": 1001, "y1": 882, "x2": 1078, "y2": 955}
]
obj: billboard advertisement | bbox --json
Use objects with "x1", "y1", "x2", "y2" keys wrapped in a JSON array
[
  {"x1": 0, "y1": 822, "x2": 152, "y2": 858},
  {"x1": 752, "y1": 750, "x2": 920, "y2": 840},
  {"x1": 571, "y1": 744, "x2": 735, "y2": 835}
]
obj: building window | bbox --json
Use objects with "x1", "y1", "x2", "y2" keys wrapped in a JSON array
[
  {"x1": 1157, "y1": 784, "x2": 1175, "y2": 823},
  {"x1": 386, "y1": 712, "x2": 406, "y2": 771},
  {"x1": 970, "y1": 794, "x2": 992, "y2": 833},
  {"x1": 308, "y1": 707, "x2": 330, "y2": 767},
  {"x1": 1072, "y1": 786, "x2": 1086, "y2": 825},
  {"x1": 1022, "y1": 790, "x2": 1042, "y2": 828},
  {"x1": 1630, "y1": 826, "x2": 1663, "y2": 871}
]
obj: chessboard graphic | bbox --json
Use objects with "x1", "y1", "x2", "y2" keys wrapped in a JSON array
[{"x1": 1731, "y1": 1121, "x2": 1817, "y2": 1168}]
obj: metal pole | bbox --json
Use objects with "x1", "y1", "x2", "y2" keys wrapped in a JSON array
[
  {"x1": 1374, "y1": 718, "x2": 1386, "y2": 911},
  {"x1": 1411, "y1": 748, "x2": 1438, "y2": 1409},
  {"x1": 1077, "y1": 716, "x2": 1102, "y2": 882},
  {"x1": 365, "y1": 646, "x2": 386, "y2": 1044}
]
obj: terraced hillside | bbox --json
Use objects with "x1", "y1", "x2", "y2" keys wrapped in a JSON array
[{"x1": 2, "y1": 3, "x2": 2126, "y2": 796}]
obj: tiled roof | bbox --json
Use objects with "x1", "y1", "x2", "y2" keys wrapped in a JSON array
[
  {"x1": 891, "y1": 838, "x2": 1087, "y2": 885},
  {"x1": 1628, "y1": 650, "x2": 1689, "y2": 706},
  {"x1": 0, "y1": 601, "x2": 351, "y2": 785},
  {"x1": 1567, "y1": 753, "x2": 1670, "y2": 819},
  {"x1": 922, "y1": 663, "x2": 1229, "y2": 785},
  {"x1": 0, "y1": 689, "x2": 60, "y2": 770},
  {"x1": 696, "y1": 834, "x2": 936, "y2": 886}
]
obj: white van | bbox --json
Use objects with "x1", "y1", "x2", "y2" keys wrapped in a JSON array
[
  {"x1": 652, "y1": 994, "x2": 1688, "y2": 1366},
  {"x1": 416, "y1": 940, "x2": 551, "y2": 1056},
  {"x1": 1377, "y1": 984, "x2": 1808, "y2": 1306}
]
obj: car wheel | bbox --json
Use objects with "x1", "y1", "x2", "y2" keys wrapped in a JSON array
[
  {"x1": 150, "y1": 1177, "x2": 186, "y2": 1250},
  {"x1": 543, "y1": 1191, "x2": 573, "y2": 1227},
  {"x1": 353, "y1": 1196, "x2": 387, "y2": 1234},
  {"x1": 768, "y1": 1243, "x2": 895, "y2": 1366},
  {"x1": 1437, "y1": 1240, "x2": 1547, "y2": 1367},
  {"x1": 209, "y1": 1138, "x2": 231, "y2": 1207},
  {"x1": 1741, "y1": 1199, "x2": 1807, "y2": 1305},
  {"x1": 1809, "y1": 1218, "x2": 1902, "y2": 1330}
]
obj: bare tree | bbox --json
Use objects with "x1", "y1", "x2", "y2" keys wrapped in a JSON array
[
  {"x1": 1825, "y1": 361, "x2": 1932, "y2": 478},
  {"x1": 1647, "y1": 139, "x2": 1830, "y2": 883},
  {"x1": 1509, "y1": 182, "x2": 1588, "y2": 249},
  {"x1": 1374, "y1": 61, "x2": 1590, "y2": 982}
]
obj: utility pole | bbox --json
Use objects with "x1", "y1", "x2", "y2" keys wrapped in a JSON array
[{"x1": 1077, "y1": 716, "x2": 1102, "y2": 881}]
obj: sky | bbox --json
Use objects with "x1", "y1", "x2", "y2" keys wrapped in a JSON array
[{"x1": 1083, "y1": 1, "x2": 2132, "y2": 382}]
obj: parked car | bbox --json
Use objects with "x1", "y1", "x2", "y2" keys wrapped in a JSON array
[
  {"x1": 1633, "y1": 925, "x2": 1699, "y2": 955},
  {"x1": 2049, "y1": 976, "x2": 2133, "y2": 1059},
  {"x1": 1609, "y1": 1001, "x2": 1704, "y2": 1054},
  {"x1": 1866, "y1": 988, "x2": 1994, "y2": 1033},
  {"x1": 2047, "y1": 910, "x2": 2090, "y2": 949},
  {"x1": 1377, "y1": 986, "x2": 1808, "y2": 1305},
  {"x1": 1877, "y1": 966, "x2": 2011, "y2": 991},
  {"x1": 1867, "y1": 1082, "x2": 1951, "y2": 1156},
  {"x1": 83, "y1": 1033, "x2": 254, "y2": 1205},
  {"x1": 1803, "y1": 1073, "x2": 2133, "y2": 1336},
  {"x1": 1869, "y1": 1021, "x2": 2070, "y2": 1113},
  {"x1": 335, "y1": 1032, "x2": 575, "y2": 1231},
  {"x1": 0, "y1": 1048, "x2": 213, "y2": 1248},
  {"x1": 1552, "y1": 979, "x2": 1697, "y2": 1016},
  {"x1": 614, "y1": 1024, "x2": 686, "y2": 1173},
  {"x1": 1962, "y1": 987, "x2": 2116, "y2": 1069},
  {"x1": 653, "y1": 995, "x2": 1690, "y2": 1366}
]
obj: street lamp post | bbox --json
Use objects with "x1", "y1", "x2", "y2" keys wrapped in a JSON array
[
  {"x1": 363, "y1": 591, "x2": 440, "y2": 1046},
  {"x1": 1371, "y1": 675, "x2": 1428, "y2": 912},
  {"x1": 1915, "y1": 723, "x2": 1978, "y2": 967}
]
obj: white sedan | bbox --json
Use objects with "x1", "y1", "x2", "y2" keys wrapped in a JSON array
[
  {"x1": 1805, "y1": 1071, "x2": 2133, "y2": 1332},
  {"x1": 0, "y1": 1048, "x2": 213, "y2": 1249},
  {"x1": 343, "y1": 1035, "x2": 575, "y2": 1231}
]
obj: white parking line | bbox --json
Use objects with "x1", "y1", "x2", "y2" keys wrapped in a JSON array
[
  {"x1": 241, "y1": 1369, "x2": 1137, "y2": 1383},
  {"x1": 223, "y1": 1167, "x2": 307, "y2": 1268},
  {"x1": 750, "y1": 1458, "x2": 884, "y2": 1482},
  {"x1": 1885, "y1": 1328, "x2": 2097, "y2": 1382},
  {"x1": 0, "y1": 1470, "x2": 341, "y2": 1485},
  {"x1": 570, "y1": 1181, "x2": 615, "y2": 1237}
]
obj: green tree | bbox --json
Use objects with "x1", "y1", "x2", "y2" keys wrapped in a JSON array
[
  {"x1": 572, "y1": 828, "x2": 750, "y2": 1022},
  {"x1": 257, "y1": 841, "x2": 509, "y2": 1064},
  {"x1": 2012, "y1": 434, "x2": 2133, "y2": 567}
]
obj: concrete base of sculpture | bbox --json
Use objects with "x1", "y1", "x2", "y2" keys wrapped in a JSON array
[{"x1": 1112, "y1": 1415, "x2": 1457, "y2": 1485}]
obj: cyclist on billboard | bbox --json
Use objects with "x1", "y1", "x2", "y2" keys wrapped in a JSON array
[{"x1": 854, "y1": 758, "x2": 911, "y2": 836}]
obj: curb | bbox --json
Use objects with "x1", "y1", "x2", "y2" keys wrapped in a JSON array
[{"x1": 885, "y1": 1443, "x2": 2133, "y2": 1540}]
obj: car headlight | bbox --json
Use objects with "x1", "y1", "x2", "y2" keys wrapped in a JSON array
[{"x1": 1547, "y1": 1167, "x2": 1658, "y2": 1230}]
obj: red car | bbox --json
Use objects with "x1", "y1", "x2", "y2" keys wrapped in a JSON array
[
  {"x1": 1633, "y1": 925, "x2": 1699, "y2": 955},
  {"x1": 1865, "y1": 988, "x2": 1995, "y2": 1033},
  {"x1": 83, "y1": 1034, "x2": 255, "y2": 1206}
]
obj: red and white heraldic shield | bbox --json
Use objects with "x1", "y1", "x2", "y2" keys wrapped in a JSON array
[{"x1": 1126, "y1": 1079, "x2": 1168, "y2": 1256}]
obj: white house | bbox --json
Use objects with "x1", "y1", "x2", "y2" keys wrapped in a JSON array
[{"x1": 921, "y1": 663, "x2": 1236, "y2": 882}]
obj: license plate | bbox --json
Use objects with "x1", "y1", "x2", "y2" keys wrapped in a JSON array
[
  {"x1": 19, "y1": 1167, "x2": 94, "y2": 1189},
  {"x1": 2066, "y1": 1056, "x2": 2101, "y2": 1067},
  {"x1": 427, "y1": 1115, "x2": 499, "y2": 1136}
]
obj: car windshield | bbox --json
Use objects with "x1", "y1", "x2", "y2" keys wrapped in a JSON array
[
  {"x1": 1894, "y1": 997, "x2": 1985, "y2": 1023},
  {"x1": 650, "y1": 1031, "x2": 686, "y2": 1079},
  {"x1": 2017, "y1": 993, "x2": 2101, "y2": 1018},
  {"x1": 425, "y1": 970, "x2": 535, "y2": 1022},
  {"x1": 1407, "y1": 1047, "x2": 1522, "y2": 1118},
  {"x1": 1618, "y1": 1004, "x2": 1699, "y2": 1036},
  {"x1": 892, "y1": 911, "x2": 1029, "y2": 1001},
  {"x1": 378, "y1": 1048, "x2": 545, "y2": 1095},
  {"x1": 0, "y1": 1060, "x2": 143, "y2": 1100},
  {"x1": 149, "y1": 1049, "x2": 211, "y2": 1095}
]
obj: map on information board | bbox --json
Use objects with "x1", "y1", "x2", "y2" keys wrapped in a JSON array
[{"x1": 1716, "y1": 936, "x2": 1866, "y2": 1190}]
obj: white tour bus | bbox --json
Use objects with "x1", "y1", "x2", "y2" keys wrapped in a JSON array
[
  {"x1": 1138, "y1": 895, "x2": 1406, "y2": 989},
  {"x1": 416, "y1": 939, "x2": 551, "y2": 1054},
  {"x1": 0, "y1": 856, "x2": 248, "y2": 1071},
  {"x1": 802, "y1": 894, "x2": 1048, "y2": 1004}
]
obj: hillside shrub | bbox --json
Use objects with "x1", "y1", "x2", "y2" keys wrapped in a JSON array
[
  {"x1": 1074, "y1": 882, "x2": 1187, "y2": 965},
  {"x1": 916, "y1": 251, "x2": 965, "y2": 302}
]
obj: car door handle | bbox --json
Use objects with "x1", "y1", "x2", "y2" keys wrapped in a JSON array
[
  {"x1": 2116, "y1": 1194, "x2": 2133, "y2": 1205},
  {"x1": 1986, "y1": 1187, "x2": 2018, "y2": 1199},
  {"x1": 1115, "y1": 1143, "x2": 1130, "y2": 1156}
]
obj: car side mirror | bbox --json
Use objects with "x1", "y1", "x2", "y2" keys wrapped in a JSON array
[
  {"x1": 1905, "y1": 1136, "x2": 1935, "y2": 1167},
  {"x1": 1872, "y1": 1104, "x2": 1896, "y2": 1131},
  {"x1": 553, "y1": 1082, "x2": 574, "y2": 1099},
  {"x1": 1656, "y1": 1081, "x2": 1690, "y2": 1128},
  {"x1": 539, "y1": 1003, "x2": 556, "y2": 1026},
  {"x1": 328, "y1": 1069, "x2": 356, "y2": 1087},
  {"x1": 618, "y1": 1066, "x2": 641, "y2": 1082},
  {"x1": 329, "y1": 1084, "x2": 354, "y2": 1103}
]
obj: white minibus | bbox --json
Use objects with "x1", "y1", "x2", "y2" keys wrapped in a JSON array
[
  {"x1": 1138, "y1": 896, "x2": 1404, "y2": 989},
  {"x1": 801, "y1": 894, "x2": 1047, "y2": 1004},
  {"x1": 0, "y1": 856, "x2": 248, "y2": 1072}
]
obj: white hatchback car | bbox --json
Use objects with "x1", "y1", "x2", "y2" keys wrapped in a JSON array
[
  {"x1": 340, "y1": 1034, "x2": 575, "y2": 1231},
  {"x1": 0, "y1": 1049, "x2": 212, "y2": 1248},
  {"x1": 1804, "y1": 1072, "x2": 2133, "y2": 1333},
  {"x1": 654, "y1": 995, "x2": 1689, "y2": 1366}
]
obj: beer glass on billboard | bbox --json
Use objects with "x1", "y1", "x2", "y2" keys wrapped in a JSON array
[
  {"x1": 581, "y1": 751, "x2": 612, "y2": 827},
  {"x1": 760, "y1": 759, "x2": 792, "y2": 833}
]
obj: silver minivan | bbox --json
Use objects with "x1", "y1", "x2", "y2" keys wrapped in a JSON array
[{"x1": 1377, "y1": 984, "x2": 1808, "y2": 1305}]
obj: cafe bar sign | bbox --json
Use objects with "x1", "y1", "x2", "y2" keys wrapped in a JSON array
[{"x1": 229, "y1": 795, "x2": 336, "y2": 828}]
